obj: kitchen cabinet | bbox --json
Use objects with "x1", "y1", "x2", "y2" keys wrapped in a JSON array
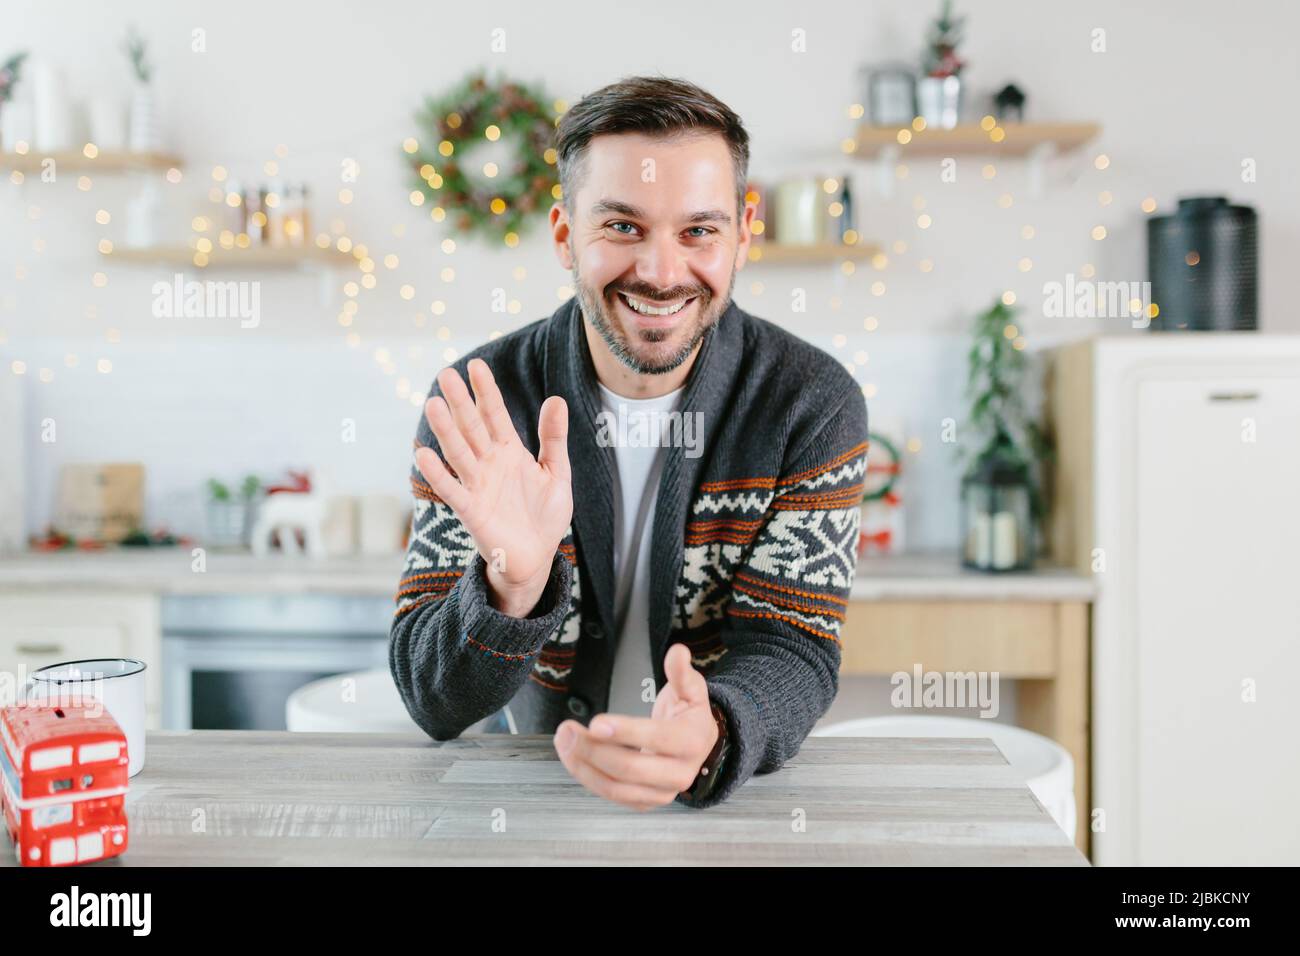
[
  {"x1": 1047, "y1": 334, "x2": 1300, "y2": 865},
  {"x1": 0, "y1": 592, "x2": 163, "y2": 729}
]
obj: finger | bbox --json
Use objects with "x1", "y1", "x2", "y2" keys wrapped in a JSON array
[
  {"x1": 557, "y1": 733, "x2": 679, "y2": 810},
  {"x1": 413, "y1": 446, "x2": 472, "y2": 515},
  {"x1": 437, "y1": 366, "x2": 492, "y2": 458},
  {"x1": 663, "y1": 643, "x2": 709, "y2": 707},
  {"x1": 537, "y1": 396, "x2": 570, "y2": 483},
  {"x1": 424, "y1": 396, "x2": 479, "y2": 487},
  {"x1": 466, "y1": 358, "x2": 520, "y2": 447},
  {"x1": 585, "y1": 712, "x2": 701, "y2": 759},
  {"x1": 576, "y1": 736, "x2": 699, "y2": 793}
]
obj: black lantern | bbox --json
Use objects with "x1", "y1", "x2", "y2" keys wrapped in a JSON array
[{"x1": 960, "y1": 441, "x2": 1034, "y2": 573}]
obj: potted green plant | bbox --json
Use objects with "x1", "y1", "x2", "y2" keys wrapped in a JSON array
[
  {"x1": 0, "y1": 51, "x2": 29, "y2": 149},
  {"x1": 123, "y1": 25, "x2": 158, "y2": 152},
  {"x1": 204, "y1": 475, "x2": 262, "y2": 549},
  {"x1": 957, "y1": 298, "x2": 1052, "y2": 571}
]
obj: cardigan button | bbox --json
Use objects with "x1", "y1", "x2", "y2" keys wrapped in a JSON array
[
  {"x1": 566, "y1": 695, "x2": 590, "y2": 719},
  {"x1": 585, "y1": 621, "x2": 604, "y2": 640}
]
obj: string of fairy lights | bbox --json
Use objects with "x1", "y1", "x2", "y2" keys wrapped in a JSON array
[{"x1": 2, "y1": 96, "x2": 1161, "y2": 463}]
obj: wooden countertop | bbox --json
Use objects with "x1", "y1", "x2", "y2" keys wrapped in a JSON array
[
  {"x1": 851, "y1": 552, "x2": 1095, "y2": 602},
  {"x1": 0, "y1": 731, "x2": 1088, "y2": 866},
  {"x1": 0, "y1": 549, "x2": 1095, "y2": 602}
]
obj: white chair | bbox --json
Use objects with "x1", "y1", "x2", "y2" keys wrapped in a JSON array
[
  {"x1": 286, "y1": 669, "x2": 422, "y2": 733},
  {"x1": 285, "y1": 668, "x2": 505, "y2": 734},
  {"x1": 813, "y1": 715, "x2": 1077, "y2": 843}
]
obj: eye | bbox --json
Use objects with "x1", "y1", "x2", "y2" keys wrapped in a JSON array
[
  {"x1": 608, "y1": 221, "x2": 639, "y2": 236},
  {"x1": 684, "y1": 226, "x2": 714, "y2": 238}
]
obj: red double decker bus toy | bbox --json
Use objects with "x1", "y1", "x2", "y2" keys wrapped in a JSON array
[{"x1": 1, "y1": 702, "x2": 130, "y2": 866}]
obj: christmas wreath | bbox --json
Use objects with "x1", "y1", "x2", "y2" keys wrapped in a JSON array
[
  {"x1": 408, "y1": 72, "x2": 560, "y2": 244},
  {"x1": 863, "y1": 430, "x2": 902, "y2": 503}
]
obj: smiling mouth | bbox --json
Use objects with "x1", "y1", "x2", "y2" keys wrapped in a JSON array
[{"x1": 616, "y1": 291, "x2": 698, "y2": 321}]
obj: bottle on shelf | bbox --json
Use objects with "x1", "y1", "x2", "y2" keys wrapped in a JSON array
[
  {"x1": 837, "y1": 175, "x2": 855, "y2": 244},
  {"x1": 265, "y1": 179, "x2": 286, "y2": 247}
]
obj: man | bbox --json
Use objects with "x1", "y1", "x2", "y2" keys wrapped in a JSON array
[{"x1": 390, "y1": 75, "x2": 868, "y2": 810}]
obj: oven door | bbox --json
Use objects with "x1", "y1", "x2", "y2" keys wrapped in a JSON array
[
  {"x1": 163, "y1": 633, "x2": 389, "y2": 730},
  {"x1": 161, "y1": 595, "x2": 392, "y2": 731}
]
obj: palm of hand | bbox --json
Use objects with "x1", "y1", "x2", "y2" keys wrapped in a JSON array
[
  {"x1": 460, "y1": 438, "x2": 572, "y2": 587},
  {"x1": 413, "y1": 358, "x2": 573, "y2": 600}
]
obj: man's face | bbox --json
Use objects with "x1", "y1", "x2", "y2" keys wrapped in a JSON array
[{"x1": 552, "y1": 132, "x2": 752, "y2": 375}]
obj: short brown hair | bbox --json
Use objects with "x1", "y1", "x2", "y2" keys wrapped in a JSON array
[{"x1": 555, "y1": 75, "x2": 750, "y2": 216}]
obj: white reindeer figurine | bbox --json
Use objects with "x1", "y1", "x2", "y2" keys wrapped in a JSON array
[{"x1": 250, "y1": 469, "x2": 329, "y2": 558}]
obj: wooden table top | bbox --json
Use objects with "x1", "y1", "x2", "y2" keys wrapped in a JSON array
[{"x1": 4, "y1": 731, "x2": 1088, "y2": 866}]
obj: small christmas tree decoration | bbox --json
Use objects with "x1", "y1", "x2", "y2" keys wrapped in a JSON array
[
  {"x1": 917, "y1": 0, "x2": 967, "y2": 128},
  {"x1": 923, "y1": 0, "x2": 966, "y2": 78}
]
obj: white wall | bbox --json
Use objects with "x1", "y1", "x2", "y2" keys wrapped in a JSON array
[{"x1": 2, "y1": 0, "x2": 1294, "y2": 544}]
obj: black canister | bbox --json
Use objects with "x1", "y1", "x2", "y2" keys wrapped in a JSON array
[{"x1": 1147, "y1": 196, "x2": 1257, "y2": 331}]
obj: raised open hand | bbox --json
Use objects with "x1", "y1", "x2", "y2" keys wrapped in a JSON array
[{"x1": 414, "y1": 357, "x2": 573, "y2": 618}]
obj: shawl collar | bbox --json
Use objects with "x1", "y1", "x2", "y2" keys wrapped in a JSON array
[{"x1": 542, "y1": 296, "x2": 746, "y2": 674}]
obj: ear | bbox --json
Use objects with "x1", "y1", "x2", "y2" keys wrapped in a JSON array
[
  {"x1": 550, "y1": 202, "x2": 573, "y2": 269},
  {"x1": 733, "y1": 194, "x2": 756, "y2": 272}
]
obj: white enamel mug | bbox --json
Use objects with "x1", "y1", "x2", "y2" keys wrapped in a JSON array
[{"x1": 24, "y1": 658, "x2": 147, "y2": 777}]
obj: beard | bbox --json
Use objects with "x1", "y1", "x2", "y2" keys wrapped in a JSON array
[{"x1": 572, "y1": 256, "x2": 735, "y2": 375}]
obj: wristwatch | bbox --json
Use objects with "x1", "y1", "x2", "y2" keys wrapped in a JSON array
[{"x1": 682, "y1": 702, "x2": 730, "y2": 804}]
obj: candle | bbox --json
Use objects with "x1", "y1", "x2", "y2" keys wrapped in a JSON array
[
  {"x1": 991, "y1": 511, "x2": 1018, "y2": 569},
  {"x1": 972, "y1": 512, "x2": 992, "y2": 568}
]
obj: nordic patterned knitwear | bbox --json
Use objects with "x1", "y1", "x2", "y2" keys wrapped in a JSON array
[{"x1": 389, "y1": 296, "x2": 868, "y2": 808}]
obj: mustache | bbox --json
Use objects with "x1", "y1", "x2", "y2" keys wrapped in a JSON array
[{"x1": 609, "y1": 282, "x2": 708, "y2": 303}]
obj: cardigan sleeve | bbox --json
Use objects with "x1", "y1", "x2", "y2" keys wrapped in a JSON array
[
  {"x1": 389, "y1": 389, "x2": 573, "y2": 741},
  {"x1": 676, "y1": 384, "x2": 868, "y2": 808}
]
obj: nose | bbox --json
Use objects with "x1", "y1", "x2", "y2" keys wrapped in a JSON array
[{"x1": 634, "y1": 230, "x2": 690, "y2": 293}]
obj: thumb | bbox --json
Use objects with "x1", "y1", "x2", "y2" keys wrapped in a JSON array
[
  {"x1": 664, "y1": 643, "x2": 707, "y2": 707},
  {"x1": 537, "y1": 395, "x2": 570, "y2": 482}
]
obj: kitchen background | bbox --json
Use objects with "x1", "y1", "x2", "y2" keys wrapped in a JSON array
[
  {"x1": 4, "y1": 0, "x2": 1294, "y2": 544},
  {"x1": 1, "y1": 0, "x2": 1296, "y2": 865}
]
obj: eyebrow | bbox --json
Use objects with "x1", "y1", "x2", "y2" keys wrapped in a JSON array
[{"x1": 590, "y1": 199, "x2": 732, "y2": 226}]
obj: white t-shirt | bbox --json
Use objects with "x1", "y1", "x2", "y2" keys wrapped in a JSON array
[{"x1": 597, "y1": 380, "x2": 685, "y2": 717}]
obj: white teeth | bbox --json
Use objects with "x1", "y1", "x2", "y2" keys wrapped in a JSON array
[{"x1": 621, "y1": 293, "x2": 689, "y2": 316}]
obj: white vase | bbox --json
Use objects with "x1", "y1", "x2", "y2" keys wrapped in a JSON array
[
  {"x1": 89, "y1": 95, "x2": 126, "y2": 152},
  {"x1": 128, "y1": 83, "x2": 159, "y2": 152},
  {"x1": 0, "y1": 99, "x2": 34, "y2": 150},
  {"x1": 33, "y1": 63, "x2": 73, "y2": 151},
  {"x1": 124, "y1": 181, "x2": 160, "y2": 248},
  {"x1": 917, "y1": 75, "x2": 963, "y2": 130}
]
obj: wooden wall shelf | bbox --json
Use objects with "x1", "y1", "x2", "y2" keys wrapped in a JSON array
[
  {"x1": 748, "y1": 241, "x2": 882, "y2": 265},
  {"x1": 104, "y1": 245, "x2": 356, "y2": 270},
  {"x1": 854, "y1": 122, "x2": 1101, "y2": 157},
  {"x1": 1, "y1": 150, "x2": 182, "y2": 173}
]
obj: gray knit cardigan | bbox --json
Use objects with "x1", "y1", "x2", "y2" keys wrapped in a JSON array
[{"x1": 389, "y1": 296, "x2": 868, "y2": 807}]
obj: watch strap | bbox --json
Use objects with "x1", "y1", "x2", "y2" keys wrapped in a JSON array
[{"x1": 683, "y1": 702, "x2": 730, "y2": 803}]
